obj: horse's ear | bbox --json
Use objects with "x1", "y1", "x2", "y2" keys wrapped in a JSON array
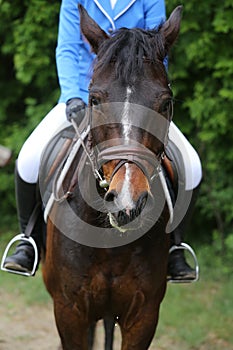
[
  {"x1": 78, "y1": 4, "x2": 109, "y2": 54},
  {"x1": 161, "y1": 5, "x2": 183, "y2": 53}
]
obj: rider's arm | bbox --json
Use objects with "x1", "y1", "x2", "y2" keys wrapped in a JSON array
[
  {"x1": 144, "y1": 0, "x2": 166, "y2": 29},
  {"x1": 56, "y1": 0, "x2": 85, "y2": 104}
]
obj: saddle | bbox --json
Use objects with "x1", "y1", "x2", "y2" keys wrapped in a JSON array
[{"x1": 39, "y1": 117, "x2": 90, "y2": 222}]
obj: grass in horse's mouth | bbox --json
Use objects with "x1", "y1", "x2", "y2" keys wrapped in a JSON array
[{"x1": 108, "y1": 212, "x2": 142, "y2": 233}]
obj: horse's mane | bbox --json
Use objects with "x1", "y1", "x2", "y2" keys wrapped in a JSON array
[{"x1": 95, "y1": 26, "x2": 166, "y2": 85}]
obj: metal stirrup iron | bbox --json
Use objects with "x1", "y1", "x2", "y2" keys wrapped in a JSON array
[
  {"x1": 1, "y1": 203, "x2": 40, "y2": 277},
  {"x1": 168, "y1": 242, "x2": 199, "y2": 283}
]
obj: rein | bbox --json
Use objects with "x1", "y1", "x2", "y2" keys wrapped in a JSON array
[{"x1": 71, "y1": 119, "x2": 107, "y2": 187}]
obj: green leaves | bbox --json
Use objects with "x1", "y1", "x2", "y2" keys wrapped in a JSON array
[
  {"x1": 167, "y1": 1, "x2": 233, "y2": 245},
  {"x1": 0, "y1": 1, "x2": 60, "y2": 227},
  {"x1": 12, "y1": 2, "x2": 59, "y2": 84}
]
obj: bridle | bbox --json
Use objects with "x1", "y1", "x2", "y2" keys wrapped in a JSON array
[
  {"x1": 97, "y1": 143, "x2": 165, "y2": 185},
  {"x1": 72, "y1": 108, "x2": 165, "y2": 187},
  {"x1": 71, "y1": 117, "x2": 173, "y2": 224}
]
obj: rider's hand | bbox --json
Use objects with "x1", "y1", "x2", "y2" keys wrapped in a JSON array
[{"x1": 66, "y1": 98, "x2": 86, "y2": 124}]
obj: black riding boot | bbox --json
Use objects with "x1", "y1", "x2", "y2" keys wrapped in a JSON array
[
  {"x1": 167, "y1": 186, "x2": 200, "y2": 281},
  {"x1": 3, "y1": 167, "x2": 42, "y2": 274},
  {"x1": 168, "y1": 231, "x2": 196, "y2": 281}
]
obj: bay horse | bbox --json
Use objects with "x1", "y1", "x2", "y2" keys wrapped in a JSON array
[{"x1": 42, "y1": 4, "x2": 182, "y2": 350}]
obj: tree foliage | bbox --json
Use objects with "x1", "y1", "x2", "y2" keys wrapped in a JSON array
[
  {"x1": 0, "y1": 0, "x2": 60, "y2": 226},
  {"x1": 0, "y1": 1, "x2": 232, "y2": 254},
  {"x1": 167, "y1": 0, "x2": 233, "y2": 250}
]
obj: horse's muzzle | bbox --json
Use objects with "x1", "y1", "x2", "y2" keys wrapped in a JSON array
[{"x1": 105, "y1": 189, "x2": 154, "y2": 230}]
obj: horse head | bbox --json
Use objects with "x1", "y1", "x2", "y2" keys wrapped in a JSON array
[{"x1": 79, "y1": 4, "x2": 182, "y2": 232}]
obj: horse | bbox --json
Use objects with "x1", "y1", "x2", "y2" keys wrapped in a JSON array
[{"x1": 42, "y1": 4, "x2": 182, "y2": 349}]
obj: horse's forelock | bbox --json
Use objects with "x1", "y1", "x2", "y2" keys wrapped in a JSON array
[{"x1": 94, "y1": 27, "x2": 166, "y2": 85}]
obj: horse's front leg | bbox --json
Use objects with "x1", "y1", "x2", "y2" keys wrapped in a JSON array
[
  {"x1": 120, "y1": 302, "x2": 160, "y2": 350},
  {"x1": 53, "y1": 297, "x2": 90, "y2": 350},
  {"x1": 119, "y1": 283, "x2": 166, "y2": 350}
]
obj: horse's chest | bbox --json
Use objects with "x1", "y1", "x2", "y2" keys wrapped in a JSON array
[
  {"x1": 48, "y1": 237, "x2": 167, "y2": 322},
  {"x1": 65, "y1": 249, "x2": 156, "y2": 310}
]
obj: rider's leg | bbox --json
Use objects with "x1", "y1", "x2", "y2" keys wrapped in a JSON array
[
  {"x1": 168, "y1": 185, "x2": 200, "y2": 280},
  {"x1": 17, "y1": 103, "x2": 66, "y2": 184},
  {"x1": 167, "y1": 122, "x2": 202, "y2": 280},
  {"x1": 3, "y1": 103, "x2": 66, "y2": 274},
  {"x1": 3, "y1": 167, "x2": 42, "y2": 273}
]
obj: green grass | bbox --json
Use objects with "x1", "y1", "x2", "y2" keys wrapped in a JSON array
[
  {"x1": 0, "y1": 267, "x2": 51, "y2": 304},
  {"x1": 156, "y1": 279, "x2": 233, "y2": 348},
  {"x1": 1, "y1": 231, "x2": 232, "y2": 349},
  {"x1": 155, "y1": 250, "x2": 233, "y2": 349}
]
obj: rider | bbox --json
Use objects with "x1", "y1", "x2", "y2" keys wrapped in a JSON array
[{"x1": 3, "y1": 0, "x2": 202, "y2": 280}]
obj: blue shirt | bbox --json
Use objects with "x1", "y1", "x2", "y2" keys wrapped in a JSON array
[{"x1": 56, "y1": 0, "x2": 166, "y2": 104}]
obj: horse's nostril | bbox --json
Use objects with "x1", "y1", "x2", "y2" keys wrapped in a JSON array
[
  {"x1": 104, "y1": 190, "x2": 118, "y2": 202},
  {"x1": 138, "y1": 192, "x2": 148, "y2": 212}
]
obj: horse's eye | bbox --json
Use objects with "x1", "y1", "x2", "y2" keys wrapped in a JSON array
[
  {"x1": 159, "y1": 99, "x2": 173, "y2": 120},
  {"x1": 90, "y1": 97, "x2": 100, "y2": 106}
]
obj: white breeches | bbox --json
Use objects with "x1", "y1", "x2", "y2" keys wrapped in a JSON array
[
  {"x1": 17, "y1": 103, "x2": 202, "y2": 190},
  {"x1": 168, "y1": 122, "x2": 202, "y2": 190},
  {"x1": 17, "y1": 103, "x2": 67, "y2": 184}
]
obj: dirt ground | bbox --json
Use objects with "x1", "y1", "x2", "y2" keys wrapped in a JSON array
[
  {"x1": 0, "y1": 296, "x2": 60, "y2": 350},
  {"x1": 0, "y1": 292, "x2": 176, "y2": 350},
  {"x1": 0, "y1": 292, "x2": 155, "y2": 350},
  {"x1": 0, "y1": 291, "x2": 232, "y2": 350}
]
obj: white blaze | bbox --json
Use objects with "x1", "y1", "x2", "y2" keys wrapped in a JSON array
[
  {"x1": 122, "y1": 86, "x2": 132, "y2": 141},
  {"x1": 120, "y1": 87, "x2": 134, "y2": 209},
  {"x1": 120, "y1": 163, "x2": 134, "y2": 210}
]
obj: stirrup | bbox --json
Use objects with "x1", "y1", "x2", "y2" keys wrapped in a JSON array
[
  {"x1": 1, "y1": 233, "x2": 38, "y2": 277},
  {"x1": 168, "y1": 242, "x2": 199, "y2": 283}
]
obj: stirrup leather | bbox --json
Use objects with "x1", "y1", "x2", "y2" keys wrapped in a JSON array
[
  {"x1": 1, "y1": 233, "x2": 38, "y2": 277},
  {"x1": 168, "y1": 242, "x2": 199, "y2": 283}
]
